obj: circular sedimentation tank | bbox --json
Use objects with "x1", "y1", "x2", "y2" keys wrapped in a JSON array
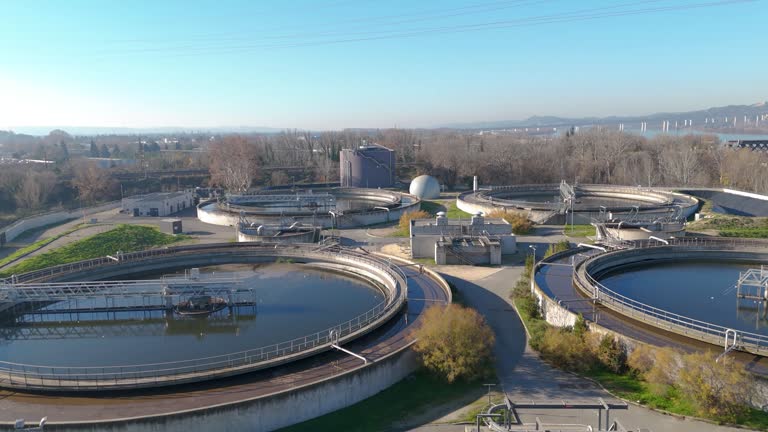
[
  {"x1": 0, "y1": 243, "x2": 409, "y2": 391},
  {"x1": 573, "y1": 239, "x2": 768, "y2": 356},
  {"x1": 197, "y1": 187, "x2": 420, "y2": 228},
  {"x1": 1, "y1": 264, "x2": 384, "y2": 369},
  {"x1": 458, "y1": 183, "x2": 698, "y2": 224}
]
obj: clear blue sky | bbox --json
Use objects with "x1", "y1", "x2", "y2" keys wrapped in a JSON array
[{"x1": 1, "y1": 0, "x2": 765, "y2": 130}]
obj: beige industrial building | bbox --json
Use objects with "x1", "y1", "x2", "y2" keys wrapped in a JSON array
[
  {"x1": 409, "y1": 212, "x2": 516, "y2": 265},
  {"x1": 122, "y1": 191, "x2": 195, "y2": 217}
]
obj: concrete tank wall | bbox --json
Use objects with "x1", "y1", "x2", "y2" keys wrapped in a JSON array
[
  {"x1": 198, "y1": 191, "x2": 420, "y2": 229},
  {"x1": 340, "y1": 146, "x2": 395, "y2": 188},
  {"x1": 46, "y1": 348, "x2": 418, "y2": 432},
  {"x1": 237, "y1": 228, "x2": 320, "y2": 243}
]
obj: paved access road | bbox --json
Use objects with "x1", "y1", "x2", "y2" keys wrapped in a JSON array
[{"x1": 409, "y1": 228, "x2": 749, "y2": 432}]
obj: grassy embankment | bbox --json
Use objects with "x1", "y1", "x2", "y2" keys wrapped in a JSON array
[
  {"x1": 688, "y1": 215, "x2": 768, "y2": 238},
  {"x1": 562, "y1": 224, "x2": 595, "y2": 238},
  {"x1": 278, "y1": 369, "x2": 488, "y2": 432},
  {"x1": 513, "y1": 244, "x2": 768, "y2": 430},
  {"x1": 685, "y1": 195, "x2": 768, "y2": 238},
  {"x1": 0, "y1": 224, "x2": 189, "y2": 278},
  {"x1": 0, "y1": 220, "x2": 85, "y2": 269}
]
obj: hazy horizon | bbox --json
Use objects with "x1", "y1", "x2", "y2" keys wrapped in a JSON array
[{"x1": 2, "y1": 0, "x2": 766, "y2": 130}]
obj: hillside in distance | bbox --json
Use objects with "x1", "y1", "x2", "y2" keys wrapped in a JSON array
[{"x1": 442, "y1": 102, "x2": 768, "y2": 129}]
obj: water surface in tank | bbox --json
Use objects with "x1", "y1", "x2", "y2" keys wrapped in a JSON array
[
  {"x1": 598, "y1": 260, "x2": 768, "y2": 336},
  {"x1": 0, "y1": 263, "x2": 384, "y2": 367}
]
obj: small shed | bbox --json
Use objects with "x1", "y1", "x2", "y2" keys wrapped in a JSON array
[{"x1": 161, "y1": 218, "x2": 183, "y2": 235}]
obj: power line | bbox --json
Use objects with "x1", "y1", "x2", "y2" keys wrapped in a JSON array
[
  {"x1": 104, "y1": 0, "x2": 754, "y2": 58},
  {"x1": 23, "y1": 0, "x2": 759, "y2": 59}
]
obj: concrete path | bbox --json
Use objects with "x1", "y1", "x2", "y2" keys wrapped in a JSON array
[{"x1": 408, "y1": 229, "x2": 749, "y2": 431}]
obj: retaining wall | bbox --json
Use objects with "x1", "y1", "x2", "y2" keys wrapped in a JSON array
[
  {"x1": 41, "y1": 348, "x2": 417, "y2": 432},
  {"x1": 0, "y1": 202, "x2": 120, "y2": 247}
]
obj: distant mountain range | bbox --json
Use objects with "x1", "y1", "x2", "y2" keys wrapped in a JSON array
[
  {"x1": 440, "y1": 102, "x2": 768, "y2": 130},
  {"x1": 4, "y1": 102, "x2": 768, "y2": 136},
  {"x1": 4, "y1": 125, "x2": 284, "y2": 137}
]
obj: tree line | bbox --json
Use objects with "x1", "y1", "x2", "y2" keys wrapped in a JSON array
[{"x1": 206, "y1": 128, "x2": 768, "y2": 195}]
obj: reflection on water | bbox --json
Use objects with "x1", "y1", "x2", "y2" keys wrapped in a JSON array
[
  {"x1": 599, "y1": 261, "x2": 768, "y2": 335},
  {"x1": 0, "y1": 263, "x2": 384, "y2": 367}
]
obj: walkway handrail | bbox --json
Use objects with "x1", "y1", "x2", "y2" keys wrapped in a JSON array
[
  {"x1": 0, "y1": 244, "x2": 408, "y2": 390},
  {"x1": 462, "y1": 184, "x2": 696, "y2": 215},
  {"x1": 573, "y1": 239, "x2": 768, "y2": 355}
]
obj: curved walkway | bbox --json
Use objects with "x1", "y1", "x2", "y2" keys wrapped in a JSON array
[
  {"x1": 0, "y1": 264, "x2": 448, "y2": 426},
  {"x1": 414, "y1": 237, "x2": 750, "y2": 431},
  {"x1": 537, "y1": 250, "x2": 768, "y2": 376}
]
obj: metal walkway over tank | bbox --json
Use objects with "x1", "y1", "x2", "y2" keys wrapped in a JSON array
[
  {"x1": 0, "y1": 270, "x2": 251, "y2": 304},
  {"x1": 736, "y1": 265, "x2": 768, "y2": 301}
]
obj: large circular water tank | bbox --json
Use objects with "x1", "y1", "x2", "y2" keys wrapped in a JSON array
[{"x1": 409, "y1": 175, "x2": 440, "y2": 199}]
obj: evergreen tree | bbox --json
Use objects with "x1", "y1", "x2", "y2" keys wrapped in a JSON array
[
  {"x1": 100, "y1": 143, "x2": 111, "y2": 158},
  {"x1": 89, "y1": 139, "x2": 98, "y2": 157},
  {"x1": 59, "y1": 141, "x2": 69, "y2": 160}
]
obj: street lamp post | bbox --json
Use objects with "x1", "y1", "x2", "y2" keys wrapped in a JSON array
[{"x1": 528, "y1": 244, "x2": 537, "y2": 294}]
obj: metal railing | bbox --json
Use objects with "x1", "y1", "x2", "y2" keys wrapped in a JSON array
[
  {"x1": 573, "y1": 239, "x2": 768, "y2": 355},
  {"x1": 0, "y1": 244, "x2": 408, "y2": 390},
  {"x1": 472, "y1": 183, "x2": 690, "y2": 212}
]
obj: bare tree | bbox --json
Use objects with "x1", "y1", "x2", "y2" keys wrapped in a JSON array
[
  {"x1": 660, "y1": 143, "x2": 702, "y2": 186},
  {"x1": 209, "y1": 136, "x2": 260, "y2": 193},
  {"x1": 72, "y1": 162, "x2": 115, "y2": 204},
  {"x1": 16, "y1": 171, "x2": 57, "y2": 209}
]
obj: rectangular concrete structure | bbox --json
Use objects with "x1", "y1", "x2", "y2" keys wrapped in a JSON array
[
  {"x1": 410, "y1": 214, "x2": 516, "y2": 264},
  {"x1": 122, "y1": 190, "x2": 195, "y2": 217}
]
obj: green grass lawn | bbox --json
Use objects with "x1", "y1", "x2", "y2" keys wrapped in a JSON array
[
  {"x1": 0, "y1": 224, "x2": 189, "y2": 278},
  {"x1": 421, "y1": 200, "x2": 471, "y2": 218},
  {"x1": 688, "y1": 215, "x2": 768, "y2": 238},
  {"x1": 0, "y1": 224, "x2": 83, "y2": 269},
  {"x1": 563, "y1": 224, "x2": 595, "y2": 238},
  {"x1": 389, "y1": 200, "x2": 472, "y2": 238},
  {"x1": 278, "y1": 369, "x2": 486, "y2": 432}
]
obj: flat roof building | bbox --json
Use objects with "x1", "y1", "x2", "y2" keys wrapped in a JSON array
[
  {"x1": 122, "y1": 190, "x2": 194, "y2": 217},
  {"x1": 409, "y1": 212, "x2": 517, "y2": 265}
]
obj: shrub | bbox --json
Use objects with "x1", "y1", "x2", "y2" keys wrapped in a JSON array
[
  {"x1": 412, "y1": 304, "x2": 495, "y2": 383},
  {"x1": 538, "y1": 327, "x2": 596, "y2": 371},
  {"x1": 572, "y1": 314, "x2": 588, "y2": 339},
  {"x1": 544, "y1": 240, "x2": 571, "y2": 258},
  {"x1": 677, "y1": 352, "x2": 754, "y2": 422},
  {"x1": 512, "y1": 275, "x2": 531, "y2": 298},
  {"x1": 627, "y1": 344, "x2": 656, "y2": 376},
  {"x1": 595, "y1": 335, "x2": 626, "y2": 374},
  {"x1": 527, "y1": 319, "x2": 548, "y2": 351},
  {"x1": 524, "y1": 254, "x2": 534, "y2": 274},
  {"x1": 487, "y1": 209, "x2": 533, "y2": 234},
  {"x1": 398, "y1": 210, "x2": 430, "y2": 233},
  {"x1": 516, "y1": 294, "x2": 540, "y2": 321},
  {"x1": 643, "y1": 347, "x2": 680, "y2": 395}
]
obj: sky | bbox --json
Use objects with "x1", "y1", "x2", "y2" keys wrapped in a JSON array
[{"x1": 0, "y1": 0, "x2": 766, "y2": 131}]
